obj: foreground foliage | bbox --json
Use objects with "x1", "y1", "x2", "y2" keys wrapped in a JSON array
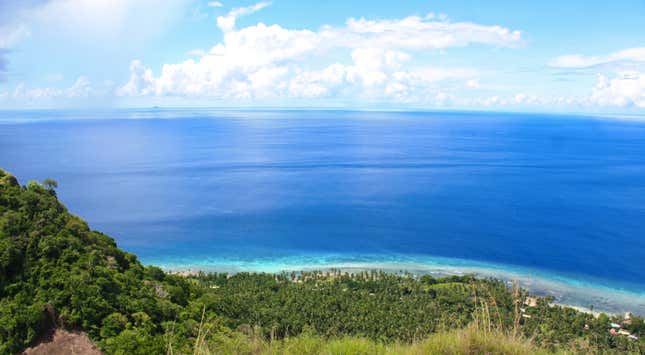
[
  {"x1": 187, "y1": 324, "x2": 553, "y2": 355},
  {"x1": 0, "y1": 168, "x2": 643, "y2": 354}
]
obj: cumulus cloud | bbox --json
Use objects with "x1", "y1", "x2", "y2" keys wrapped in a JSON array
[
  {"x1": 549, "y1": 47, "x2": 645, "y2": 69},
  {"x1": 590, "y1": 71, "x2": 645, "y2": 108},
  {"x1": 217, "y1": 2, "x2": 271, "y2": 32},
  {"x1": 66, "y1": 76, "x2": 93, "y2": 97},
  {"x1": 117, "y1": 60, "x2": 156, "y2": 96},
  {"x1": 549, "y1": 48, "x2": 645, "y2": 108},
  {"x1": 119, "y1": 8, "x2": 522, "y2": 103}
]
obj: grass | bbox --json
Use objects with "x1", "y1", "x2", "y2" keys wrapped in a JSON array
[
  {"x1": 195, "y1": 325, "x2": 556, "y2": 354},
  {"x1": 401, "y1": 324, "x2": 552, "y2": 355},
  {"x1": 179, "y1": 322, "x2": 560, "y2": 355}
]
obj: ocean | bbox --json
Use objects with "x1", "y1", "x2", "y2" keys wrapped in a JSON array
[{"x1": 1, "y1": 109, "x2": 644, "y2": 313}]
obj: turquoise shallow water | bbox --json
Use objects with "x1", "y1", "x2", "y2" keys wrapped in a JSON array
[
  {"x1": 148, "y1": 253, "x2": 645, "y2": 314},
  {"x1": 1, "y1": 109, "x2": 644, "y2": 313}
]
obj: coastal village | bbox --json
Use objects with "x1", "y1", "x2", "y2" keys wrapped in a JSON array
[
  {"x1": 609, "y1": 313, "x2": 640, "y2": 340},
  {"x1": 167, "y1": 268, "x2": 644, "y2": 344},
  {"x1": 520, "y1": 296, "x2": 640, "y2": 341}
]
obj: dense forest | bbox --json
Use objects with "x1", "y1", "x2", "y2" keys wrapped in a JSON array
[{"x1": 0, "y1": 168, "x2": 643, "y2": 354}]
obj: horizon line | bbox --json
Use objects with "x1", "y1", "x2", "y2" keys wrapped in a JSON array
[{"x1": 1, "y1": 106, "x2": 644, "y2": 122}]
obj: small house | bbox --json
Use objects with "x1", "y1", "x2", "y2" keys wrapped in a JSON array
[
  {"x1": 618, "y1": 329, "x2": 631, "y2": 336},
  {"x1": 623, "y1": 312, "x2": 632, "y2": 325},
  {"x1": 523, "y1": 297, "x2": 538, "y2": 307}
]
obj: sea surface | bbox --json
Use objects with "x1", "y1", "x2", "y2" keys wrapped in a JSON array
[{"x1": 1, "y1": 109, "x2": 644, "y2": 313}]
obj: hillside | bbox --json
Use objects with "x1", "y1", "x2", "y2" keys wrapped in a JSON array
[{"x1": 0, "y1": 168, "x2": 643, "y2": 354}]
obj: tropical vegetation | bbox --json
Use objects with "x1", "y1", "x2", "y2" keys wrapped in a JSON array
[{"x1": 0, "y1": 168, "x2": 643, "y2": 354}]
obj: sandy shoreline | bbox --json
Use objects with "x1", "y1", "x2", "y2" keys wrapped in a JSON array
[{"x1": 160, "y1": 258, "x2": 645, "y2": 316}]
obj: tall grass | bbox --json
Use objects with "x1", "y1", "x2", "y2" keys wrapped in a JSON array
[
  {"x1": 186, "y1": 324, "x2": 555, "y2": 355},
  {"x1": 181, "y1": 304, "x2": 560, "y2": 354},
  {"x1": 173, "y1": 280, "x2": 571, "y2": 354}
]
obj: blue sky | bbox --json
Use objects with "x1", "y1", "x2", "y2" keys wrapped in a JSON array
[{"x1": 0, "y1": 0, "x2": 644, "y2": 112}]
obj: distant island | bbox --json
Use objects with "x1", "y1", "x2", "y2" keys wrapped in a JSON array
[{"x1": 0, "y1": 168, "x2": 643, "y2": 354}]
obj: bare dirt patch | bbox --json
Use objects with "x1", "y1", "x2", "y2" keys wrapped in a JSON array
[{"x1": 22, "y1": 329, "x2": 102, "y2": 355}]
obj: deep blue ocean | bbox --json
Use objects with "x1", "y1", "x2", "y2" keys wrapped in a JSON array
[{"x1": 1, "y1": 109, "x2": 644, "y2": 312}]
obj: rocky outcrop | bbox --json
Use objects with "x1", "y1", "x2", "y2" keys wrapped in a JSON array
[{"x1": 22, "y1": 330, "x2": 102, "y2": 355}]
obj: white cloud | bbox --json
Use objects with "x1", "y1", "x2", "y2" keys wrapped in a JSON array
[
  {"x1": 117, "y1": 60, "x2": 156, "y2": 96},
  {"x1": 0, "y1": 23, "x2": 30, "y2": 48},
  {"x1": 590, "y1": 71, "x2": 645, "y2": 108},
  {"x1": 340, "y1": 16, "x2": 521, "y2": 50},
  {"x1": 207, "y1": 1, "x2": 223, "y2": 7},
  {"x1": 0, "y1": 1, "x2": 48, "y2": 47},
  {"x1": 66, "y1": 76, "x2": 93, "y2": 97},
  {"x1": 514, "y1": 93, "x2": 528, "y2": 104},
  {"x1": 549, "y1": 47, "x2": 645, "y2": 69},
  {"x1": 285, "y1": 50, "x2": 477, "y2": 101},
  {"x1": 217, "y1": 1, "x2": 271, "y2": 32},
  {"x1": 511, "y1": 93, "x2": 542, "y2": 105},
  {"x1": 466, "y1": 79, "x2": 479, "y2": 89},
  {"x1": 119, "y1": 10, "x2": 521, "y2": 103},
  {"x1": 5, "y1": 76, "x2": 94, "y2": 101},
  {"x1": 287, "y1": 64, "x2": 346, "y2": 98},
  {"x1": 548, "y1": 47, "x2": 645, "y2": 109},
  {"x1": 187, "y1": 49, "x2": 207, "y2": 56}
]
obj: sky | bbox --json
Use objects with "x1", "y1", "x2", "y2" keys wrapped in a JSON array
[{"x1": 0, "y1": 0, "x2": 644, "y2": 113}]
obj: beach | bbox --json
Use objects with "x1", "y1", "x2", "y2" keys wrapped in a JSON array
[{"x1": 157, "y1": 253, "x2": 645, "y2": 315}]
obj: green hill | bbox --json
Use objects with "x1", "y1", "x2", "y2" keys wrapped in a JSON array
[{"x1": 0, "y1": 169, "x2": 643, "y2": 354}]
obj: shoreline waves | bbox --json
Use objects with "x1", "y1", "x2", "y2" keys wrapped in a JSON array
[{"x1": 148, "y1": 253, "x2": 645, "y2": 315}]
